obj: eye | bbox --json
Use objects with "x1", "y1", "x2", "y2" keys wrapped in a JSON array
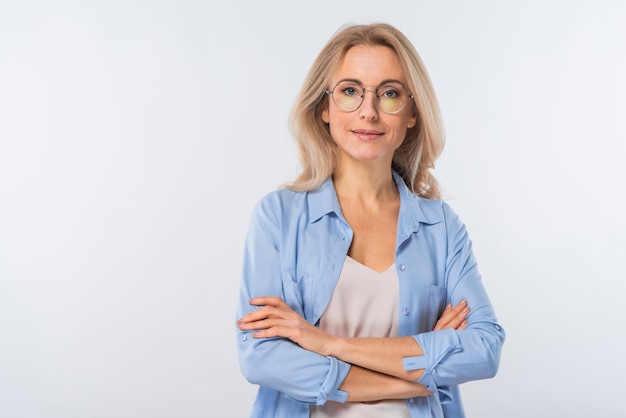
[
  {"x1": 379, "y1": 86, "x2": 401, "y2": 99},
  {"x1": 340, "y1": 85, "x2": 360, "y2": 97}
]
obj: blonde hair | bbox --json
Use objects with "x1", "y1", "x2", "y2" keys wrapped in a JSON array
[{"x1": 285, "y1": 23, "x2": 445, "y2": 199}]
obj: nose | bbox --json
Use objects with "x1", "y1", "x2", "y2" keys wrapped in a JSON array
[{"x1": 359, "y1": 88, "x2": 379, "y2": 120}]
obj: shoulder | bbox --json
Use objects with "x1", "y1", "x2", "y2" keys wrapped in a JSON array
[
  {"x1": 416, "y1": 194, "x2": 462, "y2": 221},
  {"x1": 401, "y1": 192, "x2": 468, "y2": 244},
  {"x1": 255, "y1": 188, "x2": 308, "y2": 211},
  {"x1": 250, "y1": 188, "x2": 309, "y2": 225},
  {"x1": 400, "y1": 191, "x2": 459, "y2": 226},
  {"x1": 394, "y1": 172, "x2": 457, "y2": 225},
  {"x1": 417, "y1": 195, "x2": 447, "y2": 217}
]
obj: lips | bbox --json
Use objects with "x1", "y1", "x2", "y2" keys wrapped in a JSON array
[{"x1": 351, "y1": 128, "x2": 384, "y2": 141}]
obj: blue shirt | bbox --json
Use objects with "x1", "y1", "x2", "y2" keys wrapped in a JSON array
[{"x1": 236, "y1": 172, "x2": 505, "y2": 418}]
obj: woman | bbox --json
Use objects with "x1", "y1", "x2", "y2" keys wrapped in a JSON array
[{"x1": 236, "y1": 23, "x2": 505, "y2": 418}]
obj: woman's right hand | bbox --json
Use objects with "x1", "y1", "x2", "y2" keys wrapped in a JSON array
[{"x1": 433, "y1": 299, "x2": 470, "y2": 331}]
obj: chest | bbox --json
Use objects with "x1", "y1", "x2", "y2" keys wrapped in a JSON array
[
  {"x1": 279, "y1": 214, "x2": 448, "y2": 333},
  {"x1": 341, "y1": 200, "x2": 399, "y2": 272}
]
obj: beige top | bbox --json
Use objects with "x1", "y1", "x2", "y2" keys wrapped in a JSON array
[{"x1": 310, "y1": 256, "x2": 411, "y2": 418}]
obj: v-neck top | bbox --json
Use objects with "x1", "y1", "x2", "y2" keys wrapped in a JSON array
[{"x1": 310, "y1": 256, "x2": 411, "y2": 418}]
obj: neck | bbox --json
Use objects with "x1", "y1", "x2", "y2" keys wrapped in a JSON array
[{"x1": 332, "y1": 159, "x2": 397, "y2": 202}]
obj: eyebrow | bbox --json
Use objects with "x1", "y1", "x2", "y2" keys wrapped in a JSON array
[{"x1": 335, "y1": 78, "x2": 406, "y2": 86}]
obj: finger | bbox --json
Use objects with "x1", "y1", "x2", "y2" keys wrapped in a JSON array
[
  {"x1": 239, "y1": 296, "x2": 295, "y2": 323},
  {"x1": 240, "y1": 305, "x2": 293, "y2": 324},
  {"x1": 438, "y1": 302, "x2": 458, "y2": 322},
  {"x1": 445, "y1": 302, "x2": 470, "y2": 329},
  {"x1": 434, "y1": 300, "x2": 470, "y2": 330},
  {"x1": 239, "y1": 317, "x2": 283, "y2": 331},
  {"x1": 242, "y1": 315, "x2": 302, "y2": 336},
  {"x1": 449, "y1": 299, "x2": 467, "y2": 316},
  {"x1": 433, "y1": 304, "x2": 452, "y2": 331},
  {"x1": 251, "y1": 325, "x2": 296, "y2": 340},
  {"x1": 434, "y1": 301, "x2": 462, "y2": 328},
  {"x1": 238, "y1": 311, "x2": 267, "y2": 326},
  {"x1": 457, "y1": 320, "x2": 468, "y2": 331},
  {"x1": 442, "y1": 303, "x2": 452, "y2": 315},
  {"x1": 240, "y1": 308, "x2": 303, "y2": 328},
  {"x1": 249, "y1": 296, "x2": 287, "y2": 308}
]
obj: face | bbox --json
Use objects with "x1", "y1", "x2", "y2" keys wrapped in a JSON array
[{"x1": 322, "y1": 45, "x2": 417, "y2": 167}]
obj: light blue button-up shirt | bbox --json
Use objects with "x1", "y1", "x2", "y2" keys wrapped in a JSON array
[{"x1": 236, "y1": 172, "x2": 505, "y2": 418}]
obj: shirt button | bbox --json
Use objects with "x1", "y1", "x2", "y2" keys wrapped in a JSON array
[
  {"x1": 408, "y1": 398, "x2": 414, "y2": 404},
  {"x1": 242, "y1": 334, "x2": 248, "y2": 342},
  {"x1": 402, "y1": 308, "x2": 409, "y2": 316},
  {"x1": 399, "y1": 264, "x2": 406, "y2": 271}
]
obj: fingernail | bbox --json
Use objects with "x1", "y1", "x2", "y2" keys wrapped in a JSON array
[
  {"x1": 462, "y1": 307, "x2": 470, "y2": 314},
  {"x1": 461, "y1": 299, "x2": 467, "y2": 305}
]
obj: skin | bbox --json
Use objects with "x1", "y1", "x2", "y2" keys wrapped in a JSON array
[
  {"x1": 323, "y1": 45, "x2": 417, "y2": 273},
  {"x1": 238, "y1": 45, "x2": 470, "y2": 403}
]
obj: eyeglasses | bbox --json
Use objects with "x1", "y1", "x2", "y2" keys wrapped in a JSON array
[{"x1": 325, "y1": 81, "x2": 414, "y2": 114}]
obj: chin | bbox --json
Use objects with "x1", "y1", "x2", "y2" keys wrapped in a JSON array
[{"x1": 349, "y1": 153, "x2": 393, "y2": 164}]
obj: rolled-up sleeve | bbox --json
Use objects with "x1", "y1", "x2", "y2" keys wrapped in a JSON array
[
  {"x1": 403, "y1": 202, "x2": 505, "y2": 397},
  {"x1": 236, "y1": 193, "x2": 350, "y2": 405}
]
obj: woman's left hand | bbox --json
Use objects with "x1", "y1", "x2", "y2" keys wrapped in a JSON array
[
  {"x1": 237, "y1": 296, "x2": 336, "y2": 356},
  {"x1": 433, "y1": 299, "x2": 470, "y2": 331}
]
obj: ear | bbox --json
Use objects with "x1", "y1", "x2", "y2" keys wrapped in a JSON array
[
  {"x1": 407, "y1": 108, "x2": 418, "y2": 129},
  {"x1": 322, "y1": 108, "x2": 330, "y2": 124}
]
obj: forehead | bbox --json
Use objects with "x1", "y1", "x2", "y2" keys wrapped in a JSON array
[{"x1": 331, "y1": 45, "x2": 406, "y2": 85}]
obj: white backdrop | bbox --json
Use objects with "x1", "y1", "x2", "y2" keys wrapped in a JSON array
[{"x1": 1, "y1": 1, "x2": 625, "y2": 417}]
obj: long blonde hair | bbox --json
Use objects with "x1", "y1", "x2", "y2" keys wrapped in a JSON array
[{"x1": 285, "y1": 23, "x2": 445, "y2": 199}]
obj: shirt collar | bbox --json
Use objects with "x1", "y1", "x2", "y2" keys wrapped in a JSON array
[
  {"x1": 307, "y1": 171, "x2": 444, "y2": 227},
  {"x1": 308, "y1": 176, "x2": 343, "y2": 224},
  {"x1": 393, "y1": 171, "x2": 443, "y2": 233}
]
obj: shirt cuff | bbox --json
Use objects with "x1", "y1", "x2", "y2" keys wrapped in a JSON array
[
  {"x1": 403, "y1": 329, "x2": 462, "y2": 393},
  {"x1": 316, "y1": 358, "x2": 351, "y2": 405}
]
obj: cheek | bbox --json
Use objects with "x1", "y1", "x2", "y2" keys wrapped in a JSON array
[
  {"x1": 328, "y1": 123, "x2": 342, "y2": 144},
  {"x1": 323, "y1": 105, "x2": 344, "y2": 125}
]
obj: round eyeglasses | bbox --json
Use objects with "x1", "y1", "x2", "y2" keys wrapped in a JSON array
[{"x1": 325, "y1": 81, "x2": 414, "y2": 114}]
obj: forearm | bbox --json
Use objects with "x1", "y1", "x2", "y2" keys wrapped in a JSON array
[
  {"x1": 330, "y1": 319, "x2": 504, "y2": 391},
  {"x1": 325, "y1": 301, "x2": 471, "y2": 382},
  {"x1": 329, "y1": 335, "x2": 425, "y2": 381},
  {"x1": 339, "y1": 364, "x2": 431, "y2": 402}
]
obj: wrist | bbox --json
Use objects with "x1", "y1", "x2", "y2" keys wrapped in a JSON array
[{"x1": 327, "y1": 335, "x2": 346, "y2": 358}]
